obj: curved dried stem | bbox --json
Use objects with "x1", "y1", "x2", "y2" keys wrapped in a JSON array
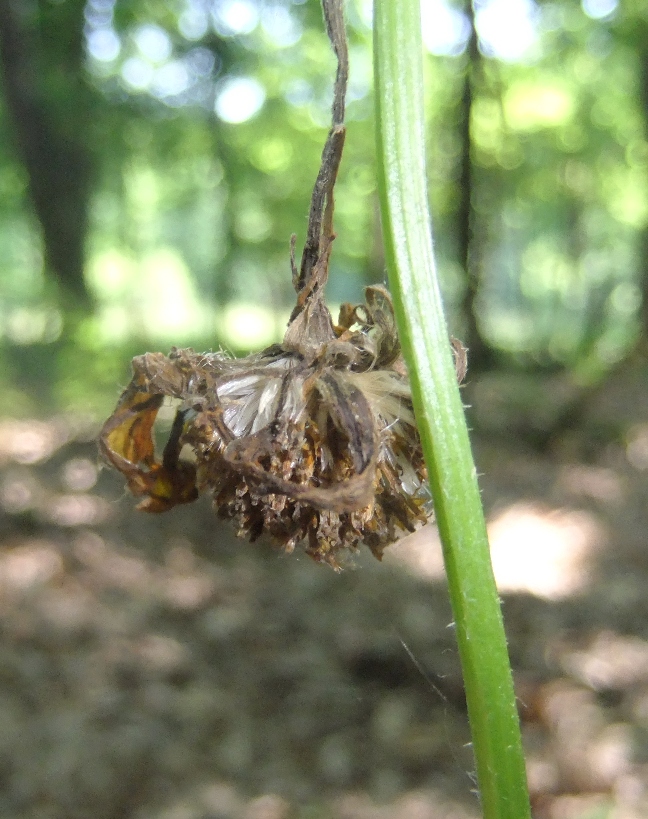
[{"x1": 295, "y1": 0, "x2": 348, "y2": 296}]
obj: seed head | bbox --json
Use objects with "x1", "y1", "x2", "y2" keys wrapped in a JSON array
[
  {"x1": 98, "y1": 0, "x2": 467, "y2": 569},
  {"x1": 99, "y1": 284, "x2": 466, "y2": 569}
]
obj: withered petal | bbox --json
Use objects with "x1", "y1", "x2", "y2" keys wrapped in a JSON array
[{"x1": 99, "y1": 355, "x2": 202, "y2": 512}]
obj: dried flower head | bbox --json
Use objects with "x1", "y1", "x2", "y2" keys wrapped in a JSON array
[{"x1": 98, "y1": 0, "x2": 467, "y2": 570}]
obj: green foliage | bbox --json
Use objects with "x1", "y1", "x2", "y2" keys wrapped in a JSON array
[
  {"x1": 0, "y1": 0, "x2": 645, "y2": 408},
  {"x1": 467, "y1": 15, "x2": 645, "y2": 373}
]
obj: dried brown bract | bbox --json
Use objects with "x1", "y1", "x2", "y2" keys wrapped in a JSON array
[{"x1": 98, "y1": 0, "x2": 467, "y2": 570}]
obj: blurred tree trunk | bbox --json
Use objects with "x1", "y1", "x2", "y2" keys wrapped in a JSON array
[
  {"x1": 457, "y1": 0, "x2": 494, "y2": 372},
  {"x1": 0, "y1": 0, "x2": 94, "y2": 316},
  {"x1": 639, "y1": 32, "x2": 648, "y2": 350}
]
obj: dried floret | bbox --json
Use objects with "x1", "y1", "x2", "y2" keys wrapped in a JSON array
[{"x1": 98, "y1": 0, "x2": 467, "y2": 569}]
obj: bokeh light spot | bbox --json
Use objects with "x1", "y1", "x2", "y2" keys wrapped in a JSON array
[
  {"x1": 87, "y1": 28, "x2": 120, "y2": 62},
  {"x1": 215, "y1": 77, "x2": 266, "y2": 123}
]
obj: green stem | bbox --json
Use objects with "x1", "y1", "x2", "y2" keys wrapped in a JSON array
[{"x1": 373, "y1": 3, "x2": 531, "y2": 818}]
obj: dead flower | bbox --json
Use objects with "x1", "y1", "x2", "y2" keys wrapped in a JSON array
[{"x1": 98, "y1": 0, "x2": 467, "y2": 570}]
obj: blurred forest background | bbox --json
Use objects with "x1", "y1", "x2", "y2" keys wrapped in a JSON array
[
  {"x1": 1, "y1": 1, "x2": 648, "y2": 818},
  {"x1": 0, "y1": 0, "x2": 645, "y2": 419}
]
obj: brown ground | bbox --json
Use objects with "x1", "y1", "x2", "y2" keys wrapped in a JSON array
[{"x1": 0, "y1": 364, "x2": 647, "y2": 819}]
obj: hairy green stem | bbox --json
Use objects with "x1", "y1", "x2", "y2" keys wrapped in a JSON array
[{"x1": 373, "y1": 2, "x2": 531, "y2": 817}]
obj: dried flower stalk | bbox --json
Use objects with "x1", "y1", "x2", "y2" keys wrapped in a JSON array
[{"x1": 99, "y1": 0, "x2": 466, "y2": 569}]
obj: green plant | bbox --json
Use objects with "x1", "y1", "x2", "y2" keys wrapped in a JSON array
[{"x1": 373, "y1": 1, "x2": 532, "y2": 816}]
